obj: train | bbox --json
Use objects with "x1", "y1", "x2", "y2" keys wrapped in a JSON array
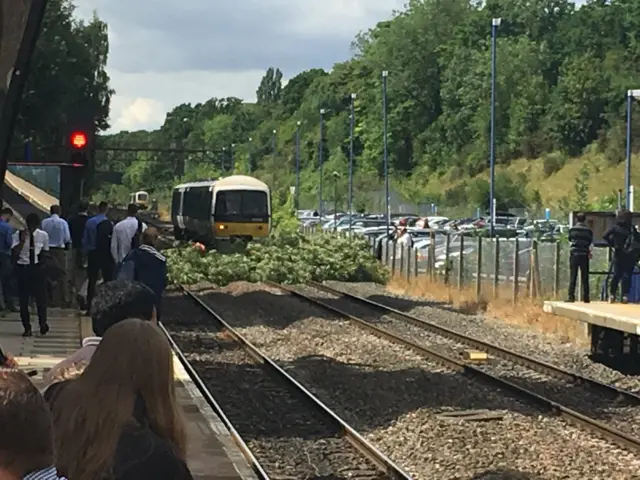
[
  {"x1": 170, "y1": 175, "x2": 271, "y2": 246},
  {"x1": 129, "y1": 191, "x2": 149, "y2": 210}
]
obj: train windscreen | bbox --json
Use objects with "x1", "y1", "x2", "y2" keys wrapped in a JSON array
[{"x1": 214, "y1": 190, "x2": 269, "y2": 222}]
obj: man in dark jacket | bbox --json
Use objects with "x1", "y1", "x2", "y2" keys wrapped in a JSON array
[
  {"x1": 82, "y1": 201, "x2": 115, "y2": 313},
  {"x1": 115, "y1": 227, "x2": 167, "y2": 319},
  {"x1": 603, "y1": 209, "x2": 640, "y2": 303},
  {"x1": 69, "y1": 200, "x2": 89, "y2": 270},
  {"x1": 567, "y1": 212, "x2": 593, "y2": 303}
]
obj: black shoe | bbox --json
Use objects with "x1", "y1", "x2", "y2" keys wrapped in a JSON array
[
  {"x1": 22, "y1": 330, "x2": 32, "y2": 337},
  {"x1": 40, "y1": 324, "x2": 49, "y2": 335},
  {"x1": 583, "y1": 299, "x2": 590, "y2": 303},
  {"x1": 6, "y1": 306, "x2": 17, "y2": 313},
  {"x1": 566, "y1": 298, "x2": 575, "y2": 303}
]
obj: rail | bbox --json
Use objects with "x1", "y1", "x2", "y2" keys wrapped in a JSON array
[
  {"x1": 176, "y1": 286, "x2": 413, "y2": 479},
  {"x1": 269, "y1": 281, "x2": 640, "y2": 454}
]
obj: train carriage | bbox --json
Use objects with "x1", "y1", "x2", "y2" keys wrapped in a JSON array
[{"x1": 171, "y1": 175, "x2": 271, "y2": 246}]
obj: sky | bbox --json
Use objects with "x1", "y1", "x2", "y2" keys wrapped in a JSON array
[{"x1": 74, "y1": 0, "x2": 587, "y2": 133}]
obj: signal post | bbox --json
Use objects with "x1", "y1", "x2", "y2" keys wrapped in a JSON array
[{"x1": 59, "y1": 123, "x2": 93, "y2": 217}]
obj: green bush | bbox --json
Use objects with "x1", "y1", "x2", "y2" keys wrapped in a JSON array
[
  {"x1": 166, "y1": 233, "x2": 389, "y2": 286},
  {"x1": 542, "y1": 152, "x2": 567, "y2": 177}
]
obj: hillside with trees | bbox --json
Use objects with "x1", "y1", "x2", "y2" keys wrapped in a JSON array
[{"x1": 94, "y1": 0, "x2": 640, "y2": 217}]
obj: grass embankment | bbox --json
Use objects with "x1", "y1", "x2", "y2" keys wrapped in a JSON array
[
  {"x1": 422, "y1": 150, "x2": 640, "y2": 209},
  {"x1": 386, "y1": 275, "x2": 590, "y2": 347}
]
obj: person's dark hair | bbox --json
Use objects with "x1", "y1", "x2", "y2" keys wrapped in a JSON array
[
  {"x1": 97, "y1": 201, "x2": 108, "y2": 213},
  {"x1": 1, "y1": 207, "x2": 12, "y2": 217},
  {"x1": 91, "y1": 280, "x2": 156, "y2": 336},
  {"x1": 127, "y1": 203, "x2": 138, "y2": 216},
  {"x1": 0, "y1": 369, "x2": 54, "y2": 476},
  {"x1": 50, "y1": 205, "x2": 61, "y2": 215},
  {"x1": 617, "y1": 209, "x2": 632, "y2": 223},
  {"x1": 78, "y1": 200, "x2": 89, "y2": 213},
  {"x1": 576, "y1": 212, "x2": 586, "y2": 223},
  {"x1": 26, "y1": 213, "x2": 40, "y2": 229}
]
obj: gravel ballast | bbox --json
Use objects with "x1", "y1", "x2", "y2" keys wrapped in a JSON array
[
  {"x1": 327, "y1": 281, "x2": 640, "y2": 394},
  {"x1": 193, "y1": 281, "x2": 640, "y2": 479},
  {"x1": 298, "y1": 283, "x2": 640, "y2": 441},
  {"x1": 163, "y1": 290, "x2": 395, "y2": 480}
]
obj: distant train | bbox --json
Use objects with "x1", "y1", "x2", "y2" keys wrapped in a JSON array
[
  {"x1": 129, "y1": 191, "x2": 149, "y2": 210},
  {"x1": 171, "y1": 175, "x2": 271, "y2": 246}
]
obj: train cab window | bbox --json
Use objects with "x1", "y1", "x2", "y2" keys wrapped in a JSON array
[
  {"x1": 215, "y1": 191, "x2": 268, "y2": 218},
  {"x1": 138, "y1": 192, "x2": 148, "y2": 201}
]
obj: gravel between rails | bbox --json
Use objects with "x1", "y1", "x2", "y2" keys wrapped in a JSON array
[
  {"x1": 195, "y1": 281, "x2": 640, "y2": 479},
  {"x1": 162, "y1": 290, "x2": 393, "y2": 480},
  {"x1": 298, "y1": 283, "x2": 640, "y2": 441},
  {"x1": 326, "y1": 281, "x2": 640, "y2": 394}
]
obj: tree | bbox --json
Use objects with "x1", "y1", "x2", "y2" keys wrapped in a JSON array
[{"x1": 256, "y1": 67, "x2": 283, "y2": 105}]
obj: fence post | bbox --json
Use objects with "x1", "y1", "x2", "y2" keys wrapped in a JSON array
[
  {"x1": 457, "y1": 235, "x2": 464, "y2": 288},
  {"x1": 493, "y1": 237, "x2": 500, "y2": 299},
  {"x1": 399, "y1": 244, "x2": 405, "y2": 275},
  {"x1": 476, "y1": 236, "x2": 482, "y2": 298},
  {"x1": 553, "y1": 241, "x2": 560, "y2": 300},
  {"x1": 513, "y1": 237, "x2": 519, "y2": 306},
  {"x1": 385, "y1": 239, "x2": 391, "y2": 266},
  {"x1": 406, "y1": 245, "x2": 411, "y2": 282},
  {"x1": 414, "y1": 248, "x2": 419, "y2": 278},
  {"x1": 429, "y1": 231, "x2": 436, "y2": 281},
  {"x1": 391, "y1": 241, "x2": 397, "y2": 277},
  {"x1": 444, "y1": 234, "x2": 451, "y2": 284}
]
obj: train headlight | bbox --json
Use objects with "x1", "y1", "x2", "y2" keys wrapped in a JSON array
[{"x1": 218, "y1": 224, "x2": 226, "y2": 230}]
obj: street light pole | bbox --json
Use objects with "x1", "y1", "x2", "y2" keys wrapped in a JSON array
[
  {"x1": 295, "y1": 121, "x2": 301, "y2": 210},
  {"x1": 319, "y1": 109, "x2": 325, "y2": 217},
  {"x1": 489, "y1": 18, "x2": 500, "y2": 237},
  {"x1": 247, "y1": 137, "x2": 252, "y2": 173},
  {"x1": 349, "y1": 93, "x2": 356, "y2": 234},
  {"x1": 230, "y1": 143, "x2": 235, "y2": 172},
  {"x1": 626, "y1": 90, "x2": 640, "y2": 210},
  {"x1": 382, "y1": 71, "x2": 389, "y2": 233},
  {"x1": 333, "y1": 171, "x2": 339, "y2": 230},
  {"x1": 272, "y1": 130, "x2": 276, "y2": 156}
]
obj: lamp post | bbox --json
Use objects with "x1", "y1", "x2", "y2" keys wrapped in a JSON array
[
  {"x1": 349, "y1": 93, "x2": 356, "y2": 234},
  {"x1": 319, "y1": 109, "x2": 326, "y2": 217},
  {"x1": 382, "y1": 70, "x2": 389, "y2": 233},
  {"x1": 221, "y1": 146, "x2": 226, "y2": 171},
  {"x1": 489, "y1": 18, "x2": 500, "y2": 237},
  {"x1": 272, "y1": 129, "x2": 276, "y2": 156},
  {"x1": 230, "y1": 143, "x2": 235, "y2": 172},
  {"x1": 295, "y1": 121, "x2": 301, "y2": 210},
  {"x1": 626, "y1": 89, "x2": 640, "y2": 210},
  {"x1": 247, "y1": 137, "x2": 252, "y2": 173},
  {"x1": 332, "y1": 171, "x2": 340, "y2": 231}
]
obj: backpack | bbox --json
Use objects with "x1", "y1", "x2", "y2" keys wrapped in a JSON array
[
  {"x1": 130, "y1": 218, "x2": 143, "y2": 250},
  {"x1": 623, "y1": 227, "x2": 640, "y2": 255}
]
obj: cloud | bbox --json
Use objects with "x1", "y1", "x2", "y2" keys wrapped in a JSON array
[
  {"x1": 72, "y1": 0, "x2": 585, "y2": 132},
  {"x1": 72, "y1": 0, "x2": 405, "y2": 132}
]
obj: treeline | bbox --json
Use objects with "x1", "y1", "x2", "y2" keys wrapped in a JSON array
[{"x1": 99, "y1": 0, "x2": 640, "y2": 213}]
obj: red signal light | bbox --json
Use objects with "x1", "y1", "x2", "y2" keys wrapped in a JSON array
[{"x1": 70, "y1": 131, "x2": 88, "y2": 149}]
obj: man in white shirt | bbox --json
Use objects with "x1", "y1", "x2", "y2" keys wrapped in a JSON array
[
  {"x1": 41, "y1": 205, "x2": 71, "y2": 307},
  {"x1": 12, "y1": 213, "x2": 49, "y2": 336},
  {"x1": 111, "y1": 203, "x2": 146, "y2": 264}
]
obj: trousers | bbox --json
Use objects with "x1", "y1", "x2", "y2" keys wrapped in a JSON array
[
  {"x1": 16, "y1": 264, "x2": 47, "y2": 331},
  {"x1": 0, "y1": 254, "x2": 14, "y2": 309},
  {"x1": 568, "y1": 254, "x2": 589, "y2": 301},
  {"x1": 610, "y1": 253, "x2": 636, "y2": 299},
  {"x1": 86, "y1": 250, "x2": 115, "y2": 310}
]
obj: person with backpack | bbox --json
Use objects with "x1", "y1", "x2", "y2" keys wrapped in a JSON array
[
  {"x1": 111, "y1": 203, "x2": 146, "y2": 265},
  {"x1": 603, "y1": 209, "x2": 640, "y2": 303},
  {"x1": 82, "y1": 201, "x2": 115, "y2": 313}
]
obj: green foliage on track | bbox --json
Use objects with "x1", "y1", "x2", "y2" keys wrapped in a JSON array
[{"x1": 165, "y1": 233, "x2": 389, "y2": 287}]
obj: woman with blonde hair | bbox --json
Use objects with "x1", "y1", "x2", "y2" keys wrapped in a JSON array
[{"x1": 46, "y1": 319, "x2": 192, "y2": 480}]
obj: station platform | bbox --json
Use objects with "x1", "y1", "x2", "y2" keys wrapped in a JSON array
[
  {"x1": 543, "y1": 301, "x2": 640, "y2": 368},
  {"x1": 5, "y1": 170, "x2": 56, "y2": 212},
  {"x1": 543, "y1": 301, "x2": 640, "y2": 335},
  {"x1": 0, "y1": 310, "x2": 255, "y2": 479}
]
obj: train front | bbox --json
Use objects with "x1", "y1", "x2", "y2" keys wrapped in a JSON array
[{"x1": 212, "y1": 175, "x2": 271, "y2": 243}]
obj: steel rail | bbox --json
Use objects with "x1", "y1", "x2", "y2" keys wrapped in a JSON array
[
  {"x1": 158, "y1": 319, "x2": 269, "y2": 479},
  {"x1": 270, "y1": 281, "x2": 640, "y2": 454},
  {"x1": 306, "y1": 280, "x2": 640, "y2": 406},
  {"x1": 176, "y1": 286, "x2": 413, "y2": 479}
]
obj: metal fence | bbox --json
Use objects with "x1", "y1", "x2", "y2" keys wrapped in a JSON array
[
  {"x1": 300, "y1": 226, "x2": 614, "y2": 301},
  {"x1": 376, "y1": 234, "x2": 612, "y2": 302}
]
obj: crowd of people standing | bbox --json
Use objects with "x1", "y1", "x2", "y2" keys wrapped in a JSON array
[{"x1": 0, "y1": 200, "x2": 167, "y2": 338}]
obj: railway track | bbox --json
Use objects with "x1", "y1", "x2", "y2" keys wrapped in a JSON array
[
  {"x1": 274, "y1": 281, "x2": 640, "y2": 454},
  {"x1": 162, "y1": 287, "x2": 412, "y2": 480}
]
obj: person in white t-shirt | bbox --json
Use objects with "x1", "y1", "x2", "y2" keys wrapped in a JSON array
[
  {"x1": 111, "y1": 204, "x2": 147, "y2": 264},
  {"x1": 11, "y1": 213, "x2": 49, "y2": 337}
]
